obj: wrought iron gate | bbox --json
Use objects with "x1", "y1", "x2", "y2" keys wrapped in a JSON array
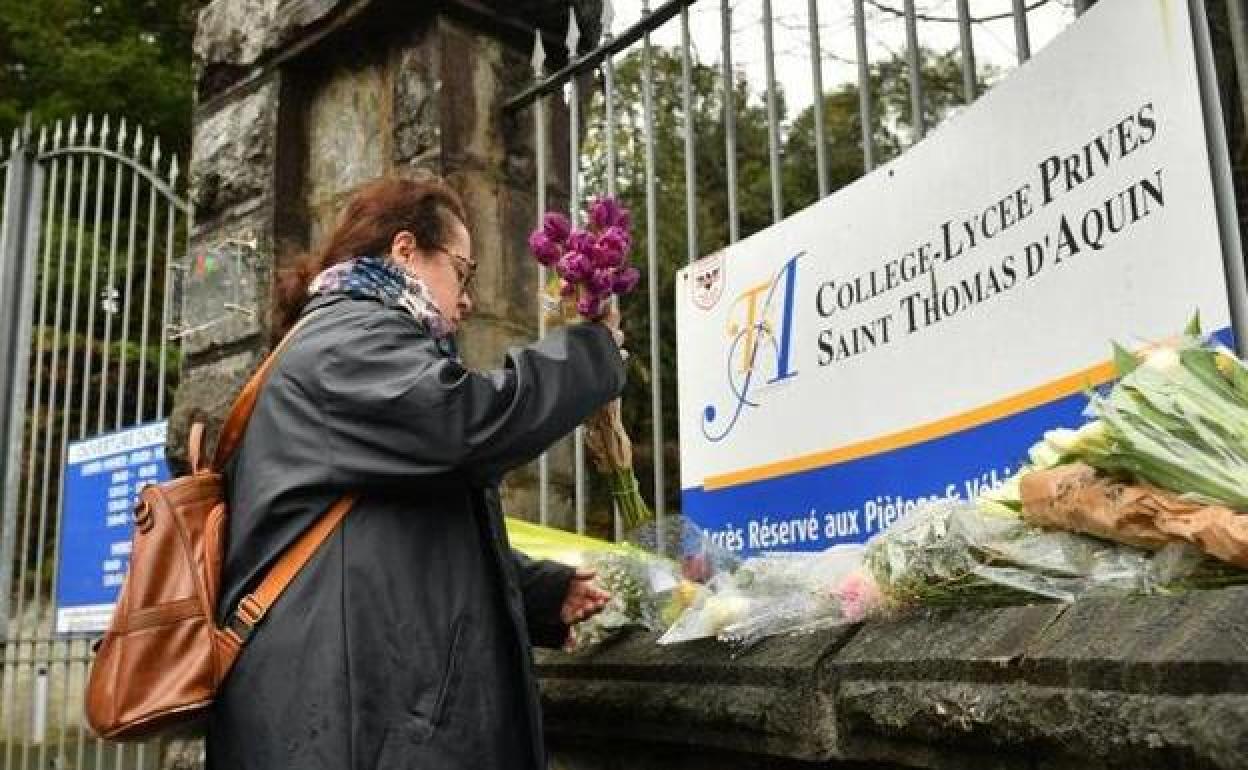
[{"x1": 0, "y1": 115, "x2": 189, "y2": 770}]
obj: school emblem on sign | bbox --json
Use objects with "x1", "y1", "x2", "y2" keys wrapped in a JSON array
[{"x1": 691, "y1": 252, "x2": 725, "y2": 310}]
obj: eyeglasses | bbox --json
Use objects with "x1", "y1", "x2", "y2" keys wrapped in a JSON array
[{"x1": 436, "y1": 246, "x2": 477, "y2": 297}]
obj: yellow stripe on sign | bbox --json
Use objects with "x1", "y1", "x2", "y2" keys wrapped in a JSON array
[{"x1": 701, "y1": 359, "x2": 1119, "y2": 491}]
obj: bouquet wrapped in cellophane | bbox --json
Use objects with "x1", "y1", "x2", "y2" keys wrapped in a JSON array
[
  {"x1": 528, "y1": 197, "x2": 649, "y2": 529},
  {"x1": 657, "y1": 545, "x2": 871, "y2": 649},
  {"x1": 654, "y1": 500, "x2": 1247, "y2": 652},
  {"x1": 506, "y1": 517, "x2": 700, "y2": 649}
]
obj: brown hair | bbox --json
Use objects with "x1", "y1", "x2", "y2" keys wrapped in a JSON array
[{"x1": 272, "y1": 175, "x2": 468, "y2": 341}]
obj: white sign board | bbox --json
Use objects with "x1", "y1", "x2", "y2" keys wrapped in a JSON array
[{"x1": 676, "y1": 0, "x2": 1235, "y2": 554}]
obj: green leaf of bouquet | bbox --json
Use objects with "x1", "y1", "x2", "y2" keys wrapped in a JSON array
[
  {"x1": 1227, "y1": 360, "x2": 1248, "y2": 406},
  {"x1": 1112, "y1": 342, "x2": 1140, "y2": 378},
  {"x1": 1181, "y1": 349, "x2": 1243, "y2": 405},
  {"x1": 1185, "y1": 311, "x2": 1203, "y2": 338}
]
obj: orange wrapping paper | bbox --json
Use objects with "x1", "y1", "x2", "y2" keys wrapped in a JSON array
[{"x1": 1020, "y1": 463, "x2": 1248, "y2": 569}]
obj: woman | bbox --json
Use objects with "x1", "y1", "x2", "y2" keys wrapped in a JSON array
[{"x1": 206, "y1": 176, "x2": 624, "y2": 770}]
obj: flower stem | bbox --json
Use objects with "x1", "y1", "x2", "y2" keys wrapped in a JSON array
[{"x1": 607, "y1": 468, "x2": 652, "y2": 529}]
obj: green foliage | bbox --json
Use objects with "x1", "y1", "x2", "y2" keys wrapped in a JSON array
[
  {"x1": 785, "y1": 48, "x2": 995, "y2": 213},
  {"x1": 0, "y1": 0, "x2": 198, "y2": 156}
]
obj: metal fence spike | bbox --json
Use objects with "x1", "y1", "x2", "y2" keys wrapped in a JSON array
[
  {"x1": 151, "y1": 136, "x2": 161, "y2": 166},
  {"x1": 134, "y1": 125, "x2": 144, "y2": 156},
  {"x1": 602, "y1": 0, "x2": 614, "y2": 37},
  {"x1": 169, "y1": 154, "x2": 180, "y2": 184},
  {"x1": 37, "y1": 124, "x2": 47, "y2": 153},
  {"x1": 53, "y1": 119, "x2": 63, "y2": 149},
  {"x1": 532, "y1": 31, "x2": 546, "y2": 75},
  {"x1": 808, "y1": 0, "x2": 828, "y2": 198},
  {"x1": 100, "y1": 114, "x2": 111, "y2": 144},
  {"x1": 69, "y1": 115, "x2": 79, "y2": 145},
  {"x1": 117, "y1": 117, "x2": 128, "y2": 150},
  {"x1": 566, "y1": 6, "x2": 580, "y2": 55},
  {"x1": 8, "y1": 129, "x2": 18, "y2": 154},
  {"x1": 84, "y1": 114, "x2": 96, "y2": 145},
  {"x1": 762, "y1": 0, "x2": 783, "y2": 220},
  {"x1": 19, "y1": 111, "x2": 31, "y2": 146}
]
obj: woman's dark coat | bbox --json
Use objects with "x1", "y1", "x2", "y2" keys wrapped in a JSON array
[{"x1": 205, "y1": 294, "x2": 626, "y2": 770}]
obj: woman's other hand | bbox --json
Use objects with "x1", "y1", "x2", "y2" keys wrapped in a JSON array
[
  {"x1": 560, "y1": 568, "x2": 611, "y2": 626},
  {"x1": 561, "y1": 568, "x2": 611, "y2": 651}
]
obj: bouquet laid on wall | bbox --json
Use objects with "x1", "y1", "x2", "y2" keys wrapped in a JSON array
[
  {"x1": 528, "y1": 197, "x2": 650, "y2": 528},
  {"x1": 1010, "y1": 316, "x2": 1248, "y2": 568},
  {"x1": 506, "y1": 517, "x2": 704, "y2": 649}
]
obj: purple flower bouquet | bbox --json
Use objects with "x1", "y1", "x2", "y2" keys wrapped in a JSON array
[{"x1": 528, "y1": 197, "x2": 651, "y2": 529}]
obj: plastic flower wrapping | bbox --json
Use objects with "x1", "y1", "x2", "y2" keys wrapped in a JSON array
[
  {"x1": 528, "y1": 197, "x2": 650, "y2": 528},
  {"x1": 657, "y1": 546, "x2": 869, "y2": 649},
  {"x1": 652, "y1": 499, "x2": 1248, "y2": 653},
  {"x1": 506, "y1": 516, "x2": 731, "y2": 650}
]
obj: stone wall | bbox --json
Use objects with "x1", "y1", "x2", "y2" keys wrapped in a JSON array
[
  {"x1": 174, "y1": 0, "x2": 599, "y2": 530},
  {"x1": 539, "y1": 588, "x2": 1248, "y2": 769}
]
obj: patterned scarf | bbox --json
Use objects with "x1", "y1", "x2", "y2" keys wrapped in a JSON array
[{"x1": 307, "y1": 255, "x2": 453, "y2": 340}]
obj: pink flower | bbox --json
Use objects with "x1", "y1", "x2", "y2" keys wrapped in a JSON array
[
  {"x1": 577, "y1": 294, "x2": 605, "y2": 319},
  {"x1": 591, "y1": 244, "x2": 621, "y2": 270},
  {"x1": 531, "y1": 202, "x2": 633, "y2": 288},
  {"x1": 528, "y1": 231, "x2": 561, "y2": 267},
  {"x1": 602, "y1": 225, "x2": 631, "y2": 251},
  {"x1": 835, "y1": 570, "x2": 882, "y2": 623},
  {"x1": 589, "y1": 197, "x2": 625, "y2": 230},
  {"x1": 593, "y1": 228, "x2": 629, "y2": 268},
  {"x1": 611, "y1": 266, "x2": 641, "y2": 295},
  {"x1": 567, "y1": 228, "x2": 596, "y2": 256},
  {"x1": 542, "y1": 212, "x2": 572, "y2": 244},
  {"x1": 588, "y1": 268, "x2": 614, "y2": 296},
  {"x1": 557, "y1": 250, "x2": 592, "y2": 282}
]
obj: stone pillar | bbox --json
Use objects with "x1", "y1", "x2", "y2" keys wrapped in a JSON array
[{"x1": 175, "y1": 0, "x2": 601, "y2": 530}]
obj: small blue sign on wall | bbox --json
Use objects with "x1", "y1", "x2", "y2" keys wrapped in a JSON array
[{"x1": 54, "y1": 421, "x2": 170, "y2": 634}]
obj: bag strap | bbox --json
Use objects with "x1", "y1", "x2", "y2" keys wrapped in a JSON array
[
  {"x1": 210, "y1": 309, "x2": 326, "y2": 472},
  {"x1": 188, "y1": 423, "x2": 207, "y2": 474},
  {"x1": 206, "y1": 306, "x2": 356, "y2": 644},
  {"x1": 223, "y1": 492, "x2": 357, "y2": 645}
]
